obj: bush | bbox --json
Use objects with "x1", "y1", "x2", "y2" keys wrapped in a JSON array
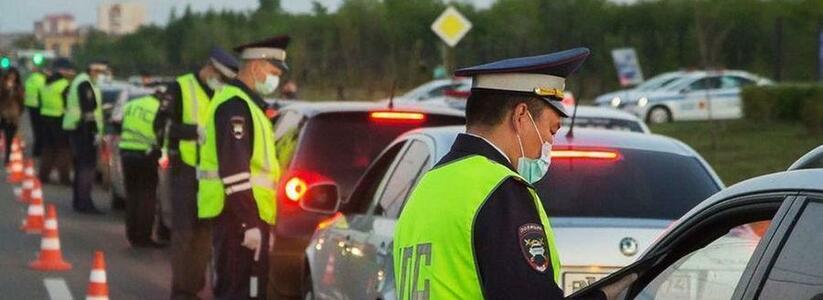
[{"x1": 742, "y1": 84, "x2": 823, "y2": 133}]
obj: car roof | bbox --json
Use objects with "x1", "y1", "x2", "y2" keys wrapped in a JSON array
[
  {"x1": 405, "y1": 125, "x2": 705, "y2": 160},
  {"x1": 280, "y1": 101, "x2": 465, "y2": 118},
  {"x1": 672, "y1": 168, "x2": 823, "y2": 225},
  {"x1": 788, "y1": 145, "x2": 823, "y2": 170},
  {"x1": 566, "y1": 105, "x2": 644, "y2": 121}
]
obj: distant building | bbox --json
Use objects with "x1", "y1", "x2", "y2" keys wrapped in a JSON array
[
  {"x1": 97, "y1": 2, "x2": 146, "y2": 35},
  {"x1": 33, "y1": 13, "x2": 84, "y2": 57}
]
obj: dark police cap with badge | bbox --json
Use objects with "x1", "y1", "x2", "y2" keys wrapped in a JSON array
[
  {"x1": 209, "y1": 47, "x2": 240, "y2": 78},
  {"x1": 233, "y1": 35, "x2": 290, "y2": 72},
  {"x1": 454, "y1": 47, "x2": 590, "y2": 118}
]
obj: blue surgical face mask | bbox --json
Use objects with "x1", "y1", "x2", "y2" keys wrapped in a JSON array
[{"x1": 516, "y1": 111, "x2": 552, "y2": 184}]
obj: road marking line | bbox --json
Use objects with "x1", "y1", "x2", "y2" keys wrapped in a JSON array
[{"x1": 44, "y1": 278, "x2": 74, "y2": 300}]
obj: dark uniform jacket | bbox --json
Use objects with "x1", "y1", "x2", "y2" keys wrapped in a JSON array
[
  {"x1": 211, "y1": 79, "x2": 272, "y2": 227},
  {"x1": 437, "y1": 134, "x2": 605, "y2": 300}
]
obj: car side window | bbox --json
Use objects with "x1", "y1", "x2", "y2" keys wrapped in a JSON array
[
  {"x1": 375, "y1": 140, "x2": 431, "y2": 219},
  {"x1": 758, "y1": 198, "x2": 823, "y2": 300},
  {"x1": 635, "y1": 219, "x2": 773, "y2": 300},
  {"x1": 272, "y1": 111, "x2": 304, "y2": 171},
  {"x1": 688, "y1": 77, "x2": 721, "y2": 91},
  {"x1": 720, "y1": 76, "x2": 754, "y2": 89},
  {"x1": 341, "y1": 141, "x2": 407, "y2": 214}
]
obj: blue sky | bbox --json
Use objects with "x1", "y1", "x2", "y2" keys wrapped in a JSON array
[{"x1": 0, "y1": 0, "x2": 495, "y2": 33}]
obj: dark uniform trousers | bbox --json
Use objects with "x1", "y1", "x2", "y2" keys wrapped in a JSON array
[
  {"x1": 121, "y1": 149, "x2": 159, "y2": 244},
  {"x1": 169, "y1": 154, "x2": 213, "y2": 300},
  {"x1": 212, "y1": 212, "x2": 271, "y2": 300},
  {"x1": 67, "y1": 123, "x2": 97, "y2": 210},
  {"x1": 28, "y1": 108, "x2": 42, "y2": 157},
  {"x1": 39, "y1": 116, "x2": 71, "y2": 184}
]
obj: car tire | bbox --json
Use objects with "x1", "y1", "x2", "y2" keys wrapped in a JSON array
[
  {"x1": 647, "y1": 106, "x2": 672, "y2": 124},
  {"x1": 302, "y1": 265, "x2": 315, "y2": 300}
]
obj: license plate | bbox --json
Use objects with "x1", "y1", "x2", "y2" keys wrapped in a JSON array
[{"x1": 563, "y1": 272, "x2": 610, "y2": 295}]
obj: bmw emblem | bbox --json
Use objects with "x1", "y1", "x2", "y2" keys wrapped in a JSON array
[{"x1": 619, "y1": 237, "x2": 638, "y2": 257}]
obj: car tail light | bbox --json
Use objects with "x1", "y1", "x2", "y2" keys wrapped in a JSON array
[
  {"x1": 551, "y1": 148, "x2": 621, "y2": 160},
  {"x1": 284, "y1": 176, "x2": 308, "y2": 202},
  {"x1": 369, "y1": 111, "x2": 426, "y2": 123},
  {"x1": 317, "y1": 212, "x2": 343, "y2": 230}
]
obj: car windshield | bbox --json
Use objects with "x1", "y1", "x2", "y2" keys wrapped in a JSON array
[
  {"x1": 561, "y1": 117, "x2": 644, "y2": 133},
  {"x1": 535, "y1": 148, "x2": 719, "y2": 219},
  {"x1": 635, "y1": 73, "x2": 683, "y2": 91},
  {"x1": 292, "y1": 112, "x2": 464, "y2": 197}
]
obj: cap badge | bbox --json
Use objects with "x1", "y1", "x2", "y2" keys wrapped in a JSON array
[{"x1": 533, "y1": 87, "x2": 564, "y2": 99}]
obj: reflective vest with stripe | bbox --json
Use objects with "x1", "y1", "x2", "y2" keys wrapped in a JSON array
[
  {"x1": 63, "y1": 73, "x2": 103, "y2": 132},
  {"x1": 176, "y1": 73, "x2": 211, "y2": 167},
  {"x1": 24, "y1": 72, "x2": 46, "y2": 108},
  {"x1": 197, "y1": 85, "x2": 279, "y2": 225},
  {"x1": 119, "y1": 95, "x2": 160, "y2": 152},
  {"x1": 39, "y1": 78, "x2": 69, "y2": 117},
  {"x1": 393, "y1": 155, "x2": 561, "y2": 300}
]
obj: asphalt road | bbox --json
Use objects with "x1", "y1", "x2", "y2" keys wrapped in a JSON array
[{"x1": 0, "y1": 167, "x2": 171, "y2": 299}]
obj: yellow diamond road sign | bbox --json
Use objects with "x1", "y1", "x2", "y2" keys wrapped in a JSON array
[{"x1": 431, "y1": 6, "x2": 472, "y2": 47}]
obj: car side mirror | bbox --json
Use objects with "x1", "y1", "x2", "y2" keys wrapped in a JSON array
[{"x1": 300, "y1": 182, "x2": 341, "y2": 215}]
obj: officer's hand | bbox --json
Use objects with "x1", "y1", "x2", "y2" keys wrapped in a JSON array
[
  {"x1": 242, "y1": 227, "x2": 262, "y2": 252},
  {"x1": 600, "y1": 273, "x2": 637, "y2": 300}
]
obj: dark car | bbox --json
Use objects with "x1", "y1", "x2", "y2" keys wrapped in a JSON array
[{"x1": 269, "y1": 101, "x2": 465, "y2": 298}]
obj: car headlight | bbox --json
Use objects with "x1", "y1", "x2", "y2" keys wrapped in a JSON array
[
  {"x1": 637, "y1": 97, "x2": 649, "y2": 107},
  {"x1": 610, "y1": 96, "x2": 622, "y2": 107}
]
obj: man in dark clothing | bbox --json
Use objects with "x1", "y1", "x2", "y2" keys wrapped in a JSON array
[
  {"x1": 196, "y1": 36, "x2": 288, "y2": 299},
  {"x1": 394, "y1": 49, "x2": 635, "y2": 300},
  {"x1": 165, "y1": 47, "x2": 240, "y2": 299},
  {"x1": 38, "y1": 58, "x2": 74, "y2": 185},
  {"x1": 63, "y1": 62, "x2": 108, "y2": 214}
]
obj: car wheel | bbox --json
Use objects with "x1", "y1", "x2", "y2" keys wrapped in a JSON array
[{"x1": 647, "y1": 106, "x2": 672, "y2": 124}]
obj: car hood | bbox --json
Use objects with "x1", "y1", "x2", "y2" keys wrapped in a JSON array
[{"x1": 552, "y1": 217, "x2": 672, "y2": 268}]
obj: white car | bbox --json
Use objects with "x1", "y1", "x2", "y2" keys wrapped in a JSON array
[
  {"x1": 561, "y1": 105, "x2": 651, "y2": 133},
  {"x1": 594, "y1": 71, "x2": 689, "y2": 108},
  {"x1": 392, "y1": 77, "x2": 471, "y2": 102},
  {"x1": 301, "y1": 126, "x2": 724, "y2": 299},
  {"x1": 602, "y1": 70, "x2": 772, "y2": 123}
]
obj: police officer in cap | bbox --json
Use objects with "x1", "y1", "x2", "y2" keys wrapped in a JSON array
[
  {"x1": 393, "y1": 48, "x2": 635, "y2": 299},
  {"x1": 197, "y1": 36, "x2": 286, "y2": 299},
  {"x1": 63, "y1": 61, "x2": 109, "y2": 214},
  {"x1": 166, "y1": 47, "x2": 239, "y2": 299}
]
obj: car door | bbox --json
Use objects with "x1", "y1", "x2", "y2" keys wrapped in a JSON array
[
  {"x1": 679, "y1": 76, "x2": 721, "y2": 121},
  {"x1": 569, "y1": 192, "x2": 799, "y2": 300},
  {"x1": 312, "y1": 140, "x2": 407, "y2": 299},
  {"x1": 712, "y1": 75, "x2": 755, "y2": 119},
  {"x1": 342, "y1": 138, "x2": 434, "y2": 300},
  {"x1": 737, "y1": 192, "x2": 823, "y2": 299}
]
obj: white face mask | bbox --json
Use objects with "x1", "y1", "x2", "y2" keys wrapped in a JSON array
[
  {"x1": 254, "y1": 74, "x2": 280, "y2": 96},
  {"x1": 94, "y1": 74, "x2": 107, "y2": 84},
  {"x1": 206, "y1": 77, "x2": 223, "y2": 90}
]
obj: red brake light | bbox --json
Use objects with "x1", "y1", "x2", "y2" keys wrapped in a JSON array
[
  {"x1": 369, "y1": 111, "x2": 426, "y2": 123},
  {"x1": 284, "y1": 176, "x2": 308, "y2": 202},
  {"x1": 551, "y1": 149, "x2": 621, "y2": 160}
]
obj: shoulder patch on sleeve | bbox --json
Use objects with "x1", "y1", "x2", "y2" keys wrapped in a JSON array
[
  {"x1": 518, "y1": 223, "x2": 549, "y2": 273},
  {"x1": 231, "y1": 116, "x2": 245, "y2": 140}
]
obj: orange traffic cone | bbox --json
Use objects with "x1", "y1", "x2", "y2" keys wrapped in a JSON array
[
  {"x1": 20, "y1": 184, "x2": 45, "y2": 234},
  {"x1": 29, "y1": 205, "x2": 72, "y2": 271},
  {"x1": 19, "y1": 160, "x2": 36, "y2": 203},
  {"x1": 86, "y1": 251, "x2": 109, "y2": 300},
  {"x1": 6, "y1": 144, "x2": 24, "y2": 184}
]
